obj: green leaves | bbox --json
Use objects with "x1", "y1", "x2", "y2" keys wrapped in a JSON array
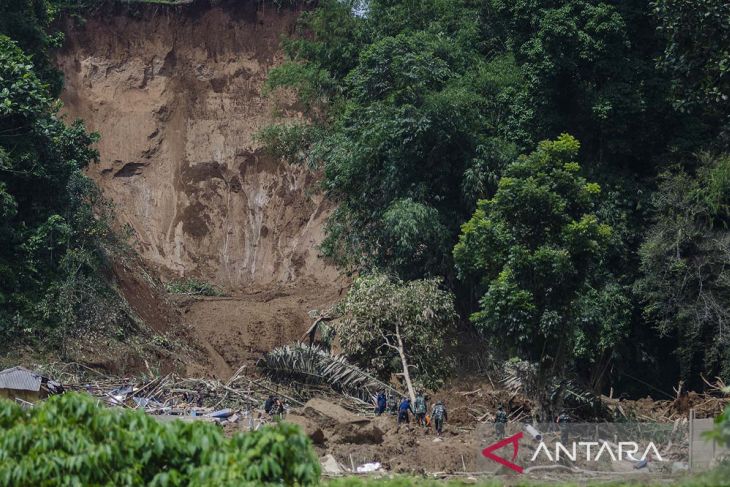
[
  {"x1": 0, "y1": 36, "x2": 49, "y2": 119},
  {"x1": 0, "y1": 393, "x2": 320, "y2": 486},
  {"x1": 0, "y1": 8, "x2": 116, "y2": 347},
  {"x1": 335, "y1": 271, "x2": 457, "y2": 388},
  {"x1": 654, "y1": 0, "x2": 730, "y2": 115},
  {"x1": 381, "y1": 198, "x2": 449, "y2": 278},
  {"x1": 636, "y1": 154, "x2": 730, "y2": 380},
  {"x1": 455, "y1": 134, "x2": 610, "y2": 376}
]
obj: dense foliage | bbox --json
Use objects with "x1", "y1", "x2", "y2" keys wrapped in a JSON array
[
  {"x1": 265, "y1": 0, "x2": 730, "y2": 393},
  {"x1": 0, "y1": 0, "x2": 132, "y2": 354},
  {"x1": 335, "y1": 272, "x2": 457, "y2": 389},
  {"x1": 0, "y1": 393, "x2": 320, "y2": 486},
  {"x1": 636, "y1": 154, "x2": 730, "y2": 380},
  {"x1": 454, "y1": 134, "x2": 613, "y2": 394}
]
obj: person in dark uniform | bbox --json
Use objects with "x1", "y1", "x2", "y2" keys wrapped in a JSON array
[
  {"x1": 557, "y1": 409, "x2": 571, "y2": 444},
  {"x1": 375, "y1": 390, "x2": 387, "y2": 415},
  {"x1": 431, "y1": 400, "x2": 448, "y2": 436},
  {"x1": 495, "y1": 404, "x2": 508, "y2": 440},
  {"x1": 264, "y1": 395, "x2": 275, "y2": 414},
  {"x1": 398, "y1": 397, "x2": 413, "y2": 424}
]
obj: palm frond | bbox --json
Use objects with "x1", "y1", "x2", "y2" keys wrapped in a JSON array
[{"x1": 258, "y1": 344, "x2": 401, "y2": 402}]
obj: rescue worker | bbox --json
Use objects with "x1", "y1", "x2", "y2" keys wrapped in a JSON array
[
  {"x1": 414, "y1": 391, "x2": 427, "y2": 426},
  {"x1": 557, "y1": 409, "x2": 570, "y2": 444},
  {"x1": 495, "y1": 403, "x2": 508, "y2": 439},
  {"x1": 375, "y1": 390, "x2": 387, "y2": 416},
  {"x1": 398, "y1": 397, "x2": 413, "y2": 424},
  {"x1": 431, "y1": 400, "x2": 447, "y2": 436},
  {"x1": 270, "y1": 398, "x2": 285, "y2": 421},
  {"x1": 264, "y1": 395, "x2": 275, "y2": 414}
]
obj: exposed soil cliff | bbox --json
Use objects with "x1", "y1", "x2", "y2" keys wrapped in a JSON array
[{"x1": 57, "y1": 3, "x2": 345, "y2": 376}]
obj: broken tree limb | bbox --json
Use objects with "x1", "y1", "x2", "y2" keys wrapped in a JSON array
[{"x1": 394, "y1": 322, "x2": 416, "y2": 404}]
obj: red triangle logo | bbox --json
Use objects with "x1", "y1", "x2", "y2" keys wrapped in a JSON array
[{"x1": 481, "y1": 432, "x2": 524, "y2": 473}]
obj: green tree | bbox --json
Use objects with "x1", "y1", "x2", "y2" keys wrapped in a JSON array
[
  {"x1": 0, "y1": 0, "x2": 64, "y2": 95},
  {"x1": 636, "y1": 154, "x2": 730, "y2": 382},
  {"x1": 265, "y1": 0, "x2": 522, "y2": 279},
  {"x1": 489, "y1": 0, "x2": 679, "y2": 170},
  {"x1": 335, "y1": 271, "x2": 457, "y2": 395},
  {"x1": 654, "y1": 0, "x2": 730, "y2": 141},
  {"x1": 0, "y1": 17, "x2": 118, "y2": 349},
  {"x1": 454, "y1": 134, "x2": 611, "y2": 407}
]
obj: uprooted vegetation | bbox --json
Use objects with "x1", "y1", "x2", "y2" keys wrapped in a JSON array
[
  {"x1": 165, "y1": 278, "x2": 225, "y2": 297},
  {"x1": 12, "y1": 358, "x2": 728, "y2": 480}
]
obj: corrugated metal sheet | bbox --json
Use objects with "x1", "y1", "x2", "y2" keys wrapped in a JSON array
[{"x1": 0, "y1": 367, "x2": 42, "y2": 391}]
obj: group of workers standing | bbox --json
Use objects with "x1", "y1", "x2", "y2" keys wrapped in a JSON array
[
  {"x1": 374, "y1": 394, "x2": 571, "y2": 442},
  {"x1": 374, "y1": 390, "x2": 448, "y2": 436}
]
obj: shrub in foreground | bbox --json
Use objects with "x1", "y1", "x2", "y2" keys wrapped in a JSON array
[{"x1": 0, "y1": 392, "x2": 319, "y2": 486}]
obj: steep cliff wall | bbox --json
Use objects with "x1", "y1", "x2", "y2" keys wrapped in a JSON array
[
  {"x1": 56, "y1": 4, "x2": 344, "y2": 377},
  {"x1": 58, "y1": 4, "x2": 339, "y2": 291}
]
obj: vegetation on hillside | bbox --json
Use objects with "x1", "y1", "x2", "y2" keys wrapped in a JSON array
[
  {"x1": 165, "y1": 278, "x2": 225, "y2": 297},
  {"x1": 264, "y1": 0, "x2": 730, "y2": 396},
  {"x1": 454, "y1": 134, "x2": 613, "y2": 401},
  {"x1": 0, "y1": 0, "x2": 138, "y2": 354}
]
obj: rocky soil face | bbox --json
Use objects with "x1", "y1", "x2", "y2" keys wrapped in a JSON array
[
  {"x1": 57, "y1": 4, "x2": 345, "y2": 376},
  {"x1": 58, "y1": 4, "x2": 338, "y2": 290}
]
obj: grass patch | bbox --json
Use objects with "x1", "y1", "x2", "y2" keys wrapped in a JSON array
[{"x1": 165, "y1": 278, "x2": 225, "y2": 296}]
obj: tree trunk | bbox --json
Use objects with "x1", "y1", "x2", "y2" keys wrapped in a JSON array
[{"x1": 395, "y1": 322, "x2": 416, "y2": 404}]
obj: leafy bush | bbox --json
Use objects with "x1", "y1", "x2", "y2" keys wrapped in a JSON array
[
  {"x1": 165, "y1": 278, "x2": 224, "y2": 297},
  {"x1": 0, "y1": 392, "x2": 320, "y2": 486},
  {"x1": 257, "y1": 123, "x2": 324, "y2": 167},
  {"x1": 705, "y1": 387, "x2": 730, "y2": 448}
]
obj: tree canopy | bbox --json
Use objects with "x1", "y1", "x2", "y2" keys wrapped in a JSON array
[
  {"x1": 454, "y1": 134, "x2": 612, "y2": 393},
  {"x1": 266, "y1": 0, "x2": 730, "y2": 393},
  {"x1": 0, "y1": 1, "x2": 125, "y2": 352},
  {"x1": 335, "y1": 272, "x2": 457, "y2": 390}
]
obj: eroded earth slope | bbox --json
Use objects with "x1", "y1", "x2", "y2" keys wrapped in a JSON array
[{"x1": 57, "y1": 4, "x2": 344, "y2": 376}]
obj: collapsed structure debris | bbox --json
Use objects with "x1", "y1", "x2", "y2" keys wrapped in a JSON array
[
  {"x1": 0, "y1": 366, "x2": 64, "y2": 404},
  {"x1": 31, "y1": 358, "x2": 405, "y2": 428},
  {"x1": 3, "y1": 360, "x2": 726, "y2": 478}
]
